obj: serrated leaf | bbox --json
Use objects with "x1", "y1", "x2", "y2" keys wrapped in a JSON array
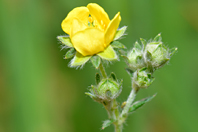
[
  {"x1": 95, "y1": 73, "x2": 101, "y2": 85},
  {"x1": 111, "y1": 41, "x2": 126, "y2": 49},
  {"x1": 153, "y1": 33, "x2": 162, "y2": 42},
  {"x1": 91, "y1": 55, "x2": 101, "y2": 69},
  {"x1": 57, "y1": 36, "x2": 73, "y2": 47},
  {"x1": 102, "y1": 120, "x2": 114, "y2": 129},
  {"x1": 70, "y1": 52, "x2": 91, "y2": 67},
  {"x1": 114, "y1": 26, "x2": 127, "y2": 40},
  {"x1": 129, "y1": 94, "x2": 157, "y2": 113},
  {"x1": 97, "y1": 46, "x2": 118, "y2": 61},
  {"x1": 65, "y1": 48, "x2": 76, "y2": 59},
  {"x1": 109, "y1": 72, "x2": 117, "y2": 81}
]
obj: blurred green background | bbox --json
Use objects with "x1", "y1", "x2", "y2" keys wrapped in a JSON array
[{"x1": 0, "y1": 0, "x2": 198, "y2": 132}]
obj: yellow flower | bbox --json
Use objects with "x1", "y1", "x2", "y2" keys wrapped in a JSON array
[
  {"x1": 61, "y1": 3, "x2": 121, "y2": 56},
  {"x1": 58, "y1": 3, "x2": 127, "y2": 68}
]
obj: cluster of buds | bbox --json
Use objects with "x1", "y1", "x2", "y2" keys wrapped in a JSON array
[
  {"x1": 123, "y1": 33, "x2": 177, "y2": 90},
  {"x1": 86, "y1": 73, "x2": 122, "y2": 103}
]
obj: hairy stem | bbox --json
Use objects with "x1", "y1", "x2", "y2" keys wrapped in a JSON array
[
  {"x1": 120, "y1": 88, "x2": 136, "y2": 117},
  {"x1": 99, "y1": 63, "x2": 107, "y2": 78}
]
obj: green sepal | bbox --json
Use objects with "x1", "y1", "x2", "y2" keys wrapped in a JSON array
[
  {"x1": 57, "y1": 36, "x2": 73, "y2": 47},
  {"x1": 153, "y1": 33, "x2": 162, "y2": 42},
  {"x1": 129, "y1": 94, "x2": 157, "y2": 113},
  {"x1": 140, "y1": 38, "x2": 147, "y2": 47},
  {"x1": 97, "y1": 45, "x2": 118, "y2": 61},
  {"x1": 102, "y1": 120, "x2": 114, "y2": 130},
  {"x1": 134, "y1": 41, "x2": 142, "y2": 50},
  {"x1": 95, "y1": 73, "x2": 101, "y2": 85},
  {"x1": 145, "y1": 50, "x2": 152, "y2": 61},
  {"x1": 111, "y1": 41, "x2": 126, "y2": 49},
  {"x1": 70, "y1": 52, "x2": 91, "y2": 67},
  {"x1": 169, "y1": 47, "x2": 178, "y2": 57},
  {"x1": 91, "y1": 55, "x2": 101, "y2": 69},
  {"x1": 65, "y1": 48, "x2": 76, "y2": 59},
  {"x1": 85, "y1": 92, "x2": 96, "y2": 99},
  {"x1": 109, "y1": 72, "x2": 117, "y2": 81},
  {"x1": 114, "y1": 26, "x2": 127, "y2": 40},
  {"x1": 91, "y1": 85, "x2": 98, "y2": 95}
]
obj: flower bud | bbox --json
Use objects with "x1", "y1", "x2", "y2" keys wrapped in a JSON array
[
  {"x1": 97, "y1": 78, "x2": 121, "y2": 100},
  {"x1": 126, "y1": 41, "x2": 145, "y2": 72},
  {"x1": 144, "y1": 34, "x2": 170, "y2": 69},
  {"x1": 132, "y1": 68, "x2": 154, "y2": 89}
]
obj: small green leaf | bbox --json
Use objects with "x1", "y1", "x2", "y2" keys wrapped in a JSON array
[
  {"x1": 129, "y1": 94, "x2": 157, "y2": 113},
  {"x1": 114, "y1": 26, "x2": 127, "y2": 40},
  {"x1": 97, "y1": 46, "x2": 118, "y2": 61},
  {"x1": 91, "y1": 55, "x2": 101, "y2": 69},
  {"x1": 153, "y1": 33, "x2": 162, "y2": 42},
  {"x1": 102, "y1": 120, "x2": 114, "y2": 129},
  {"x1": 70, "y1": 52, "x2": 91, "y2": 67},
  {"x1": 65, "y1": 48, "x2": 76, "y2": 59},
  {"x1": 95, "y1": 73, "x2": 101, "y2": 85},
  {"x1": 111, "y1": 41, "x2": 126, "y2": 49},
  {"x1": 57, "y1": 36, "x2": 73, "y2": 47},
  {"x1": 109, "y1": 72, "x2": 117, "y2": 81}
]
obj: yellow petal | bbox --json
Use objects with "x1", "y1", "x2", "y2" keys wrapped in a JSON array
[
  {"x1": 61, "y1": 7, "x2": 89, "y2": 35},
  {"x1": 71, "y1": 28, "x2": 105, "y2": 56},
  {"x1": 87, "y1": 3, "x2": 110, "y2": 31},
  {"x1": 105, "y1": 12, "x2": 121, "y2": 46},
  {"x1": 71, "y1": 18, "x2": 88, "y2": 37}
]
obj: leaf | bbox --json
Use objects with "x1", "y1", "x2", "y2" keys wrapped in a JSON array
[
  {"x1": 114, "y1": 26, "x2": 127, "y2": 40},
  {"x1": 57, "y1": 35, "x2": 73, "y2": 47},
  {"x1": 129, "y1": 94, "x2": 157, "y2": 113},
  {"x1": 97, "y1": 45, "x2": 118, "y2": 61},
  {"x1": 70, "y1": 52, "x2": 91, "y2": 67},
  {"x1": 65, "y1": 48, "x2": 76, "y2": 59},
  {"x1": 95, "y1": 73, "x2": 101, "y2": 85},
  {"x1": 153, "y1": 33, "x2": 162, "y2": 42},
  {"x1": 102, "y1": 120, "x2": 114, "y2": 130},
  {"x1": 111, "y1": 41, "x2": 126, "y2": 49},
  {"x1": 91, "y1": 55, "x2": 101, "y2": 69}
]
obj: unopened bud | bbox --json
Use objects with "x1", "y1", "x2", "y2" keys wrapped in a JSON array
[
  {"x1": 97, "y1": 78, "x2": 121, "y2": 100},
  {"x1": 126, "y1": 41, "x2": 145, "y2": 72},
  {"x1": 132, "y1": 68, "x2": 154, "y2": 89}
]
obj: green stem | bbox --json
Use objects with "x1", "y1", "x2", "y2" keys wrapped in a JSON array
[
  {"x1": 99, "y1": 63, "x2": 107, "y2": 78},
  {"x1": 119, "y1": 84, "x2": 137, "y2": 124},
  {"x1": 114, "y1": 124, "x2": 122, "y2": 132}
]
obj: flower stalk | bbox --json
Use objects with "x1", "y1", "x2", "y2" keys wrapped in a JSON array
[{"x1": 99, "y1": 63, "x2": 107, "y2": 78}]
